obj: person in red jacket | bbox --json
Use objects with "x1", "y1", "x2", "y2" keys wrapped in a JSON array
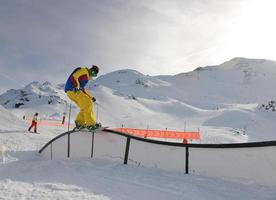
[{"x1": 28, "y1": 112, "x2": 38, "y2": 133}]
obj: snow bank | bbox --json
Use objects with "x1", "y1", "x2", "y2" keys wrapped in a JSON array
[{"x1": 0, "y1": 105, "x2": 25, "y2": 130}]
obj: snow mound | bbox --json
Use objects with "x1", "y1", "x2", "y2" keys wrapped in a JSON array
[
  {"x1": 204, "y1": 110, "x2": 253, "y2": 129},
  {"x1": 0, "y1": 105, "x2": 25, "y2": 130}
]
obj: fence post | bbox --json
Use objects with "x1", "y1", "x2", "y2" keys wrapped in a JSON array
[
  {"x1": 67, "y1": 104, "x2": 72, "y2": 131},
  {"x1": 185, "y1": 146, "x2": 189, "y2": 174},
  {"x1": 51, "y1": 143, "x2": 53, "y2": 160},
  {"x1": 124, "y1": 137, "x2": 131, "y2": 164},
  {"x1": 91, "y1": 132, "x2": 95, "y2": 158},
  {"x1": 67, "y1": 133, "x2": 70, "y2": 158}
]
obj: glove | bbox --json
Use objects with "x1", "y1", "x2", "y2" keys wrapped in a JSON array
[
  {"x1": 92, "y1": 97, "x2": 96, "y2": 102},
  {"x1": 72, "y1": 88, "x2": 80, "y2": 93}
]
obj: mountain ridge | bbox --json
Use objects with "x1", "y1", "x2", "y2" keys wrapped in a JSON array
[{"x1": 1, "y1": 57, "x2": 276, "y2": 142}]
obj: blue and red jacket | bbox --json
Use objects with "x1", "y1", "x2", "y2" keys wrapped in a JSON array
[{"x1": 64, "y1": 67, "x2": 91, "y2": 92}]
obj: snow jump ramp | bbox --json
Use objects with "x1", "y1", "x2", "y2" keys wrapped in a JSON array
[{"x1": 39, "y1": 129, "x2": 276, "y2": 186}]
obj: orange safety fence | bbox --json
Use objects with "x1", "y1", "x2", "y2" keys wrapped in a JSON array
[
  {"x1": 26, "y1": 119, "x2": 72, "y2": 127},
  {"x1": 114, "y1": 128, "x2": 200, "y2": 140},
  {"x1": 25, "y1": 119, "x2": 200, "y2": 140}
]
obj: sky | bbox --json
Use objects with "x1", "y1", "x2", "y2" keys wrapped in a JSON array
[{"x1": 0, "y1": 0, "x2": 276, "y2": 93}]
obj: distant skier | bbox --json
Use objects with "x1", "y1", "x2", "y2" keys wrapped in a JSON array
[
  {"x1": 64, "y1": 65, "x2": 100, "y2": 130},
  {"x1": 28, "y1": 112, "x2": 38, "y2": 133}
]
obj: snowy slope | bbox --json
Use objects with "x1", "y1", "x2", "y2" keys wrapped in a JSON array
[
  {"x1": 0, "y1": 111, "x2": 275, "y2": 200},
  {"x1": 1, "y1": 57, "x2": 276, "y2": 143},
  {"x1": 0, "y1": 105, "x2": 25, "y2": 130},
  {"x1": 0, "y1": 58, "x2": 276, "y2": 199},
  {"x1": 95, "y1": 58, "x2": 276, "y2": 107},
  {"x1": 0, "y1": 158, "x2": 275, "y2": 200},
  {"x1": 91, "y1": 58, "x2": 276, "y2": 142},
  {"x1": 168, "y1": 57, "x2": 276, "y2": 106},
  {"x1": 0, "y1": 119, "x2": 275, "y2": 200},
  {"x1": 0, "y1": 105, "x2": 62, "y2": 152},
  {"x1": 0, "y1": 81, "x2": 69, "y2": 121},
  {"x1": 0, "y1": 81, "x2": 67, "y2": 109}
]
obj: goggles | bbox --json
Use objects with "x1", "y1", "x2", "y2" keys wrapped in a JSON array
[{"x1": 90, "y1": 70, "x2": 98, "y2": 77}]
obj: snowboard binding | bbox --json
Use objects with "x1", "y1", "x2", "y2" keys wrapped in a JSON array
[{"x1": 73, "y1": 122, "x2": 102, "y2": 132}]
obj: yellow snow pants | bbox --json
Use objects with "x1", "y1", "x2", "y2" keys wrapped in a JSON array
[{"x1": 66, "y1": 90, "x2": 96, "y2": 126}]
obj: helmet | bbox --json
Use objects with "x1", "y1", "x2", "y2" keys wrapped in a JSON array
[{"x1": 89, "y1": 65, "x2": 99, "y2": 75}]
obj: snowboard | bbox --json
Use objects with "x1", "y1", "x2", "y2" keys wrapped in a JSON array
[
  {"x1": 72, "y1": 125, "x2": 108, "y2": 132},
  {"x1": 28, "y1": 131, "x2": 40, "y2": 134}
]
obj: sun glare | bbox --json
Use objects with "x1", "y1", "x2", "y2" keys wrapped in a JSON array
[{"x1": 222, "y1": 0, "x2": 276, "y2": 59}]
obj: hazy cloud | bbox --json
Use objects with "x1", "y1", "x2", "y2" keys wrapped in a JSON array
[{"x1": 0, "y1": 0, "x2": 275, "y2": 93}]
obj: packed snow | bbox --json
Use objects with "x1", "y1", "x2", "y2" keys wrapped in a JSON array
[
  {"x1": 0, "y1": 108, "x2": 275, "y2": 199},
  {"x1": 0, "y1": 58, "x2": 276, "y2": 199}
]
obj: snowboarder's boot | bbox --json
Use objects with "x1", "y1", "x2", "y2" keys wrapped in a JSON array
[
  {"x1": 73, "y1": 122, "x2": 86, "y2": 131},
  {"x1": 95, "y1": 122, "x2": 102, "y2": 128},
  {"x1": 86, "y1": 123, "x2": 102, "y2": 131}
]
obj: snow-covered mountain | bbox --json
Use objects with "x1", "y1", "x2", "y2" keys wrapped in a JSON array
[
  {"x1": 1, "y1": 57, "x2": 276, "y2": 142},
  {"x1": 1, "y1": 58, "x2": 276, "y2": 200},
  {"x1": 0, "y1": 81, "x2": 67, "y2": 109},
  {"x1": 92, "y1": 57, "x2": 276, "y2": 142},
  {"x1": 94, "y1": 57, "x2": 276, "y2": 108},
  {"x1": 2, "y1": 57, "x2": 276, "y2": 109},
  {"x1": 0, "y1": 81, "x2": 69, "y2": 120}
]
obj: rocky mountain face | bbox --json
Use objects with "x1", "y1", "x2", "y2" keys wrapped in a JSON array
[{"x1": 0, "y1": 81, "x2": 67, "y2": 109}]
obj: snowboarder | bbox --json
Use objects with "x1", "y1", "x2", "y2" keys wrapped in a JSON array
[
  {"x1": 28, "y1": 112, "x2": 38, "y2": 133},
  {"x1": 64, "y1": 65, "x2": 100, "y2": 130}
]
